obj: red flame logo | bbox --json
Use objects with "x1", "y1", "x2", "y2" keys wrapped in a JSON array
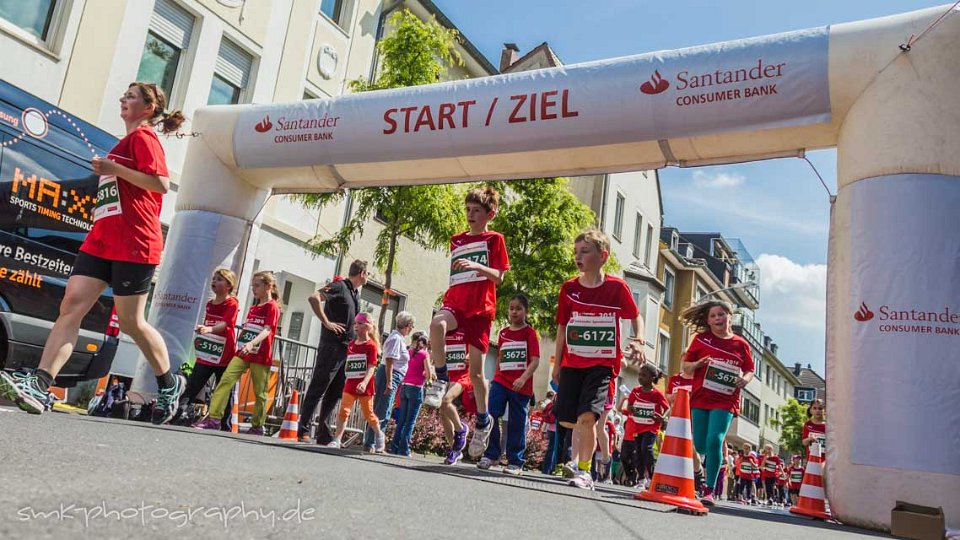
[
  {"x1": 854, "y1": 302, "x2": 874, "y2": 322},
  {"x1": 640, "y1": 70, "x2": 670, "y2": 95},
  {"x1": 254, "y1": 115, "x2": 273, "y2": 133}
]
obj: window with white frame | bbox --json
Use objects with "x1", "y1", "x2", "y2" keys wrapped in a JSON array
[
  {"x1": 632, "y1": 212, "x2": 642, "y2": 258},
  {"x1": 208, "y1": 37, "x2": 253, "y2": 105},
  {"x1": 696, "y1": 284, "x2": 708, "y2": 302},
  {"x1": 657, "y1": 331, "x2": 670, "y2": 373},
  {"x1": 137, "y1": 0, "x2": 194, "y2": 102},
  {"x1": 663, "y1": 266, "x2": 675, "y2": 309},
  {"x1": 0, "y1": 0, "x2": 70, "y2": 50},
  {"x1": 612, "y1": 192, "x2": 625, "y2": 241},
  {"x1": 644, "y1": 224, "x2": 654, "y2": 267}
]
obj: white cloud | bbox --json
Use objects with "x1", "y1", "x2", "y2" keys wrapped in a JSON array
[
  {"x1": 692, "y1": 170, "x2": 745, "y2": 188},
  {"x1": 754, "y1": 254, "x2": 827, "y2": 373}
]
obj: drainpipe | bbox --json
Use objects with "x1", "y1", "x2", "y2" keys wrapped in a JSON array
[{"x1": 598, "y1": 173, "x2": 610, "y2": 229}]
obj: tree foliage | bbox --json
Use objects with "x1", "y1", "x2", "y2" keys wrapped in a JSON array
[
  {"x1": 296, "y1": 10, "x2": 464, "y2": 330},
  {"x1": 771, "y1": 398, "x2": 807, "y2": 456}
]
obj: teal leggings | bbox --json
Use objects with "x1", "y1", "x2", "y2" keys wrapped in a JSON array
[{"x1": 691, "y1": 407, "x2": 734, "y2": 488}]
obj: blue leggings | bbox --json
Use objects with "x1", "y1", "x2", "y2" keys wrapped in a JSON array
[{"x1": 691, "y1": 408, "x2": 734, "y2": 488}]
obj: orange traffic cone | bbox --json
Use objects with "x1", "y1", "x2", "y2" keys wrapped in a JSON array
[
  {"x1": 636, "y1": 388, "x2": 708, "y2": 514},
  {"x1": 790, "y1": 442, "x2": 831, "y2": 520},
  {"x1": 230, "y1": 383, "x2": 239, "y2": 434},
  {"x1": 278, "y1": 390, "x2": 300, "y2": 441}
]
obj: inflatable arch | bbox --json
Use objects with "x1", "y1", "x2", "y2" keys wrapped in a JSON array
[{"x1": 136, "y1": 5, "x2": 959, "y2": 530}]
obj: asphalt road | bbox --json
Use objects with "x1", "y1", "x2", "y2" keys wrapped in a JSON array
[{"x1": 0, "y1": 404, "x2": 891, "y2": 539}]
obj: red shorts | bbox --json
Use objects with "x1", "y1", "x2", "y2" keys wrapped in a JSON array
[
  {"x1": 442, "y1": 306, "x2": 492, "y2": 353},
  {"x1": 449, "y1": 370, "x2": 477, "y2": 415}
]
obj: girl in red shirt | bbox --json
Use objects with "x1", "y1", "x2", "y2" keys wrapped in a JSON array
[
  {"x1": 174, "y1": 268, "x2": 239, "y2": 427},
  {"x1": 802, "y1": 398, "x2": 827, "y2": 453},
  {"x1": 194, "y1": 272, "x2": 280, "y2": 435},
  {"x1": 788, "y1": 454, "x2": 805, "y2": 504},
  {"x1": 330, "y1": 312, "x2": 383, "y2": 449},
  {"x1": 619, "y1": 363, "x2": 668, "y2": 488},
  {"x1": 0, "y1": 83, "x2": 187, "y2": 422},
  {"x1": 681, "y1": 300, "x2": 755, "y2": 506},
  {"x1": 759, "y1": 444, "x2": 783, "y2": 505}
]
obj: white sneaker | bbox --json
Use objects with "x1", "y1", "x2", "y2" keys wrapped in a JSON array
[
  {"x1": 504, "y1": 465, "x2": 523, "y2": 476},
  {"x1": 468, "y1": 419, "x2": 493, "y2": 459},
  {"x1": 375, "y1": 430, "x2": 386, "y2": 453},
  {"x1": 569, "y1": 471, "x2": 594, "y2": 490},
  {"x1": 423, "y1": 380, "x2": 447, "y2": 409},
  {"x1": 477, "y1": 457, "x2": 495, "y2": 470},
  {"x1": 326, "y1": 440, "x2": 341, "y2": 449}
]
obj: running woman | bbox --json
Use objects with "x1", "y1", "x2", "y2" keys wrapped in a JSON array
[
  {"x1": 554, "y1": 229, "x2": 644, "y2": 490},
  {"x1": 619, "y1": 363, "x2": 668, "y2": 488},
  {"x1": 174, "y1": 268, "x2": 240, "y2": 427},
  {"x1": 0, "y1": 82, "x2": 186, "y2": 423},
  {"x1": 477, "y1": 294, "x2": 540, "y2": 475},
  {"x1": 193, "y1": 271, "x2": 280, "y2": 435},
  {"x1": 329, "y1": 313, "x2": 384, "y2": 450},
  {"x1": 427, "y1": 186, "x2": 510, "y2": 459},
  {"x1": 681, "y1": 299, "x2": 755, "y2": 505}
]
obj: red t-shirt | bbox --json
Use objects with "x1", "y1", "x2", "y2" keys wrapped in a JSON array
[
  {"x1": 195, "y1": 296, "x2": 239, "y2": 367},
  {"x1": 777, "y1": 467, "x2": 789, "y2": 486},
  {"x1": 493, "y1": 325, "x2": 540, "y2": 396},
  {"x1": 343, "y1": 339, "x2": 379, "y2": 396},
  {"x1": 444, "y1": 330, "x2": 469, "y2": 382},
  {"x1": 556, "y1": 274, "x2": 639, "y2": 371},
  {"x1": 623, "y1": 386, "x2": 669, "y2": 440},
  {"x1": 760, "y1": 455, "x2": 783, "y2": 479},
  {"x1": 667, "y1": 373, "x2": 694, "y2": 396},
  {"x1": 686, "y1": 332, "x2": 754, "y2": 415},
  {"x1": 802, "y1": 420, "x2": 827, "y2": 450},
  {"x1": 236, "y1": 300, "x2": 280, "y2": 366},
  {"x1": 442, "y1": 231, "x2": 510, "y2": 319},
  {"x1": 738, "y1": 454, "x2": 758, "y2": 479},
  {"x1": 80, "y1": 126, "x2": 167, "y2": 264},
  {"x1": 789, "y1": 465, "x2": 805, "y2": 490}
]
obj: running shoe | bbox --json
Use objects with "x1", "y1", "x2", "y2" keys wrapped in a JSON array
[
  {"x1": 504, "y1": 465, "x2": 523, "y2": 476},
  {"x1": 152, "y1": 374, "x2": 186, "y2": 425},
  {"x1": 569, "y1": 470, "x2": 595, "y2": 490},
  {"x1": 561, "y1": 461, "x2": 578, "y2": 479},
  {"x1": 0, "y1": 370, "x2": 52, "y2": 415},
  {"x1": 444, "y1": 449, "x2": 463, "y2": 465},
  {"x1": 422, "y1": 380, "x2": 446, "y2": 409},
  {"x1": 451, "y1": 422, "x2": 469, "y2": 453},
  {"x1": 477, "y1": 457, "x2": 495, "y2": 470},
  {"x1": 327, "y1": 440, "x2": 341, "y2": 449},
  {"x1": 700, "y1": 487, "x2": 716, "y2": 507},
  {"x1": 375, "y1": 430, "x2": 386, "y2": 453},
  {"x1": 193, "y1": 417, "x2": 221, "y2": 430},
  {"x1": 246, "y1": 426, "x2": 264, "y2": 436},
  {"x1": 467, "y1": 419, "x2": 492, "y2": 459}
]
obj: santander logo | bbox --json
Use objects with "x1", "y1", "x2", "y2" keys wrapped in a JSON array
[
  {"x1": 254, "y1": 115, "x2": 273, "y2": 133},
  {"x1": 640, "y1": 70, "x2": 670, "y2": 95},
  {"x1": 854, "y1": 302, "x2": 875, "y2": 322}
]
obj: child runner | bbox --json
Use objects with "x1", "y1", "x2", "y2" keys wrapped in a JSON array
[
  {"x1": 0, "y1": 83, "x2": 187, "y2": 422},
  {"x1": 389, "y1": 331, "x2": 430, "y2": 456},
  {"x1": 788, "y1": 454, "x2": 805, "y2": 504},
  {"x1": 619, "y1": 363, "x2": 668, "y2": 488},
  {"x1": 329, "y1": 313, "x2": 384, "y2": 449},
  {"x1": 738, "y1": 444, "x2": 757, "y2": 504},
  {"x1": 434, "y1": 329, "x2": 472, "y2": 464},
  {"x1": 681, "y1": 299, "x2": 755, "y2": 505},
  {"x1": 760, "y1": 444, "x2": 783, "y2": 505},
  {"x1": 427, "y1": 186, "x2": 510, "y2": 459},
  {"x1": 175, "y1": 268, "x2": 239, "y2": 427},
  {"x1": 802, "y1": 398, "x2": 827, "y2": 453},
  {"x1": 776, "y1": 459, "x2": 789, "y2": 507},
  {"x1": 477, "y1": 294, "x2": 540, "y2": 475},
  {"x1": 554, "y1": 229, "x2": 645, "y2": 490},
  {"x1": 194, "y1": 271, "x2": 280, "y2": 434}
]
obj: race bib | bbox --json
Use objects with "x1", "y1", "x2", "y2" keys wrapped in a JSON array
[
  {"x1": 566, "y1": 312, "x2": 617, "y2": 359},
  {"x1": 530, "y1": 418, "x2": 542, "y2": 430},
  {"x1": 445, "y1": 343, "x2": 467, "y2": 371},
  {"x1": 345, "y1": 353, "x2": 368, "y2": 380},
  {"x1": 93, "y1": 175, "x2": 122, "y2": 221},
  {"x1": 791, "y1": 470, "x2": 804, "y2": 484},
  {"x1": 739, "y1": 462, "x2": 753, "y2": 475},
  {"x1": 237, "y1": 323, "x2": 264, "y2": 354},
  {"x1": 449, "y1": 241, "x2": 489, "y2": 286},
  {"x1": 702, "y1": 358, "x2": 741, "y2": 395},
  {"x1": 194, "y1": 333, "x2": 226, "y2": 364},
  {"x1": 814, "y1": 433, "x2": 827, "y2": 452},
  {"x1": 498, "y1": 340, "x2": 528, "y2": 371},
  {"x1": 631, "y1": 400, "x2": 656, "y2": 425},
  {"x1": 764, "y1": 460, "x2": 778, "y2": 473}
]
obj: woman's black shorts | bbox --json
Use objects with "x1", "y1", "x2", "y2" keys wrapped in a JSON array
[{"x1": 72, "y1": 251, "x2": 155, "y2": 296}]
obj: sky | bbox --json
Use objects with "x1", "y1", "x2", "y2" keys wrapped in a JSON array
[{"x1": 429, "y1": 0, "x2": 949, "y2": 375}]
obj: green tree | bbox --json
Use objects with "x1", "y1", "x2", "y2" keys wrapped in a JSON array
[
  {"x1": 296, "y1": 10, "x2": 464, "y2": 331},
  {"x1": 490, "y1": 178, "x2": 603, "y2": 337},
  {"x1": 771, "y1": 398, "x2": 807, "y2": 456}
]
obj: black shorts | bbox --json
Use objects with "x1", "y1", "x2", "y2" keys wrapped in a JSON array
[
  {"x1": 555, "y1": 364, "x2": 613, "y2": 424},
  {"x1": 72, "y1": 251, "x2": 155, "y2": 296}
]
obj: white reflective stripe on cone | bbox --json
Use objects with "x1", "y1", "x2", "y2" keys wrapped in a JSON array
[
  {"x1": 805, "y1": 460, "x2": 823, "y2": 476},
  {"x1": 654, "y1": 454, "x2": 694, "y2": 479},
  {"x1": 799, "y1": 484, "x2": 825, "y2": 500},
  {"x1": 281, "y1": 420, "x2": 297, "y2": 430},
  {"x1": 285, "y1": 405, "x2": 299, "y2": 414},
  {"x1": 664, "y1": 417, "x2": 692, "y2": 439}
]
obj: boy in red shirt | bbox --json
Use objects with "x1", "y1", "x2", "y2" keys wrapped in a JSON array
[
  {"x1": 738, "y1": 444, "x2": 757, "y2": 503},
  {"x1": 428, "y1": 187, "x2": 510, "y2": 459},
  {"x1": 438, "y1": 330, "x2": 476, "y2": 465},
  {"x1": 553, "y1": 229, "x2": 645, "y2": 490},
  {"x1": 620, "y1": 363, "x2": 668, "y2": 488}
]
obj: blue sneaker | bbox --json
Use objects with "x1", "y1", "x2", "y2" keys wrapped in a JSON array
[
  {"x1": 0, "y1": 370, "x2": 53, "y2": 414},
  {"x1": 152, "y1": 374, "x2": 186, "y2": 425},
  {"x1": 451, "y1": 422, "x2": 469, "y2": 453},
  {"x1": 444, "y1": 449, "x2": 463, "y2": 465}
]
